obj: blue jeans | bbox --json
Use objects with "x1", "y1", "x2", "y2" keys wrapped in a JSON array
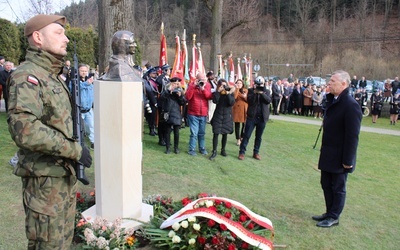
[
  {"x1": 82, "y1": 109, "x2": 94, "y2": 144},
  {"x1": 187, "y1": 114, "x2": 207, "y2": 151},
  {"x1": 239, "y1": 116, "x2": 266, "y2": 155}
]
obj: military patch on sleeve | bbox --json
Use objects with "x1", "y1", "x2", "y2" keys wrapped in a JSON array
[{"x1": 27, "y1": 75, "x2": 39, "y2": 85}]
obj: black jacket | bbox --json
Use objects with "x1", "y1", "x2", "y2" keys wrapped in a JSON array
[
  {"x1": 246, "y1": 87, "x2": 271, "y2": 123},
  {"x1": 159, "y1": 90, "x2": 186, "y2": 126},
  {"x1": 210, "y1": 91, "x2": 235, "y2": 134},
  {"x1": 318, "y1": 88, "x2": 362, "y2": 174}
]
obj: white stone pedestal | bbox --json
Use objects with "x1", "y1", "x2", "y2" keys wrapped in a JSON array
[{"x1": 82, "y1": 79, "x2": 152, "y2": 229}]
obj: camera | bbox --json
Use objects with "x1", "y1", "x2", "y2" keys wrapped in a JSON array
[
  {"x1": 144, "y1": 100, "x2": 152, "y2": 113},
  {"x1": 198, "y1": 81, "x2": 205, "y2": 87},
  {"x1": 172, "y1": 87, "x2": 182, "y2": 94},
  {"x1": 224, "y1": 85, "x2": 231, "y2": 91}
]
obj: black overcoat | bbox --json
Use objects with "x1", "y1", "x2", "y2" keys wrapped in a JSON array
[
  {"x1": 159, "y1": 91, "x2": 186, "y2": 126},
  {"x1": 318, "y1": 88, "x2": 362, "y2": 173},
  {"x1": 210, "y1": 91, "x2": 235, "y2": 134}
]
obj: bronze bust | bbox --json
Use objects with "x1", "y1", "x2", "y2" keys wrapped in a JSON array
[{"x1": 101, "y1": 30, "x2": 141, "y2": 81}]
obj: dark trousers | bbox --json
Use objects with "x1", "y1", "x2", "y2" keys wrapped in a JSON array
[
  {"x1": 320, "y1": 171, "x2": 348, "y2": 220},
  {"x1": 212, "y1": 133, "x2": 227, "y2": 151},
  {"x1": 234, "y1": 122, "x2": 245, "y2": 140},
  {"x1": 165, "y1": 124, "x2": 180, "y2": 149},
  {"x1": 239, "y1": 117, "x2": 266, "y2": 155},
  {"x1": 272, "y1": 98, "x2": 280, "y2": 114},
  {"x1": 281, "y1": 97, "x2": 289, "y2": 114}
]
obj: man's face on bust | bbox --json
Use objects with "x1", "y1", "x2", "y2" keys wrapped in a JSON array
[{"x1": 127, "y1": 35, "x2": 137, "y2": 55}]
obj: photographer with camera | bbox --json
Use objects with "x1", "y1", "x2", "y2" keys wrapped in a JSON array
[
  {"x1": 238, "y1": 76, "x2": 271, "y2": 160},
  {"x1": 158, "y1": 77, "x2": 186, "y2": 154},
  {"x1": 209, "y1": 79, "x2": 236, "y2": 160},
  {"x1": 185, "y1": 72, "x2": 212, "y2": 156}
]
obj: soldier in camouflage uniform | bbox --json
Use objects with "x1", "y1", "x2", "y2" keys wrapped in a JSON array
[{"x1": 7, "y1": 14, "x2": 92, "y2": 249}]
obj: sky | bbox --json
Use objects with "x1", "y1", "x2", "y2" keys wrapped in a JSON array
[{"x1": 0, "y1": 0, "x2": 74, "y2": 23}]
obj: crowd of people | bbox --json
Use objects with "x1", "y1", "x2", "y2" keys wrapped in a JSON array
[
  {"x1": 138, "y1": 70, "x2": 400, "y2": 161},
  {"x1": 141, "y1": 66, "x2": 274, "y2": 161}
]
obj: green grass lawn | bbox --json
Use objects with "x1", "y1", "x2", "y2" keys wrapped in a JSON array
[{"x1": 0, "y1": 112, "x2": 399, "y2": 249}]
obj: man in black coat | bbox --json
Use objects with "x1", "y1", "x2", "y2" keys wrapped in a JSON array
[
  {"x1": 238, "y1": 76, "x2": 271, "y2": 160},
  {"x1": 312, "y1": 70, "x2": 362, "y2": 227},
  {"x1": 0, "y1": 61, "x2": 14, "y2": 112}
]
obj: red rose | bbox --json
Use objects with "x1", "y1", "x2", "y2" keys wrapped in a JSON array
[
  {"x1": 215, "y1": 199, "x2": 222, "y2": 205},
  {"x1": 212, "y1": 236, "x2": 219, "y2": 245},
  {"x1": 209, "y1": 206, "x2": 217, "y2": 212},
  {"x1": 76, "y1": 192, "x2": 81, "y2": 199},
  {"x1": 239, "y1": 214, "x2": 247, "y2": 222},
  {"x1": 224, "y1": 212, "x2": 232, "y2": 219},
  {"x1": 247, "y1": 222, "x2": 255, "y2": 230},
  {"x1": 220, "y1": 224, "x2": 228, "y2": 231},
  {"x1": 207, "y1": 219, "x2": 216, "y2": 227},
  {"x1": 182, "y1": 197, "x2": 191, "y2": 206},
  {"x1": 198, "y1": 193, "x2": 209, "y2": 198},
  {"x1": 241, "y1": 242, "x2": 249, "y2": 249},
  {"x1": 225, "y1": 201, "x2": 232, "y2": 208},
  {"x1": 230, "y1": 231, "x2": 237, "y2": 238},
  {"x1": 198, "y1": 236, "x2": 206, "y2": 245},
  {"x1": 228, "y1": 243, "x2": 236, "y2": 250}
]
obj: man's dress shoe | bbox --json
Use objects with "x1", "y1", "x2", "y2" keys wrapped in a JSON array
[
  {"x1": 312, "y1": 213, "x2": 328, "y2": 221},
  {"x1": 316, "y1": 217, "x2": 339, "y2": 228}
]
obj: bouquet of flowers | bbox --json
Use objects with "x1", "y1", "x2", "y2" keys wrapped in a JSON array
[
  {"x1": 141, "y1": 193, "x2": 274, "y2": 250},
  {"x1": 75, "y1": 216, "x2": 138, "y2": 249}
]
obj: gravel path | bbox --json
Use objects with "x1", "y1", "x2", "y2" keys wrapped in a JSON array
[{"x1": 270, "y1": 115, "x2": 400, "y2": 136}]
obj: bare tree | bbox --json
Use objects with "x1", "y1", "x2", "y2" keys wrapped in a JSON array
[
  {"x1": 293, "y1": 0, "x2": 317, "y2": 41},
  {"x1": 204, "y1": 0, "x2": 260, "y2": 71},
  {"x1": 204, "y1": 0, "x2": 223, "y2": 73},
  {"x1": 26, "y1": 0, "x2": 53, "y2": 15},
  {"x1": 275, "y1": 0, "x2": 281, "y2": 31},
  {"x1": 355, "y1": 0, "x2": 369, "y2": 41},
  {"x1": 97, "y1": 0, "x2": 135, "y2": 73},
  {"x1": 134, "y1": 0, "x2": 161, "y2": 60},
  {"x1": 383, "y1": 0, "x2": 394, "y2": 29}
]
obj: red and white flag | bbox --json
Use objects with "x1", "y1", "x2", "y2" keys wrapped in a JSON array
[
  {"x1": 159, "y1": 22, "x2": 167, "y2": 69},
  {"x1": 171, "y1": 34, "x2": 184, "y2": 82},
  {"x1": 236, "y1": 57, "x2": 242, "y2": 81},
  {"x1": 228, "y1": 54, "x2": 235, "y2": 85},
  {"x1": 189, "y1": 34, "x2": 198, "y2": 82},
  {"x1": 197, "y1": 44, "x2": 206, "y2": 77}
]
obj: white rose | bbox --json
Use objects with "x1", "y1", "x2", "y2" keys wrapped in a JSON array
[
  {"x1": 205, "y1": 200, "x2": 214, "y2": 208},
  {"x1": 188, "y1": 238, "x2": 196, "y2": 245},
  {"x1": 188, "y1": 216, "x2": 196, "y2": 222},
  {"x1": 168, "y1": 230, "x2": 176, "y2": 238},
  {"x1": 180, "y1": 220, "x2": 189, "y2": 228},
  {"x1": 172, "y1": 235, "x2": 181, "y2": 243},
  {"x1": 199, "y1": 200, "x2": 205, "y2": 206},
  {"x1": 193, "y1": 223, "x2": 201, "y2": 231},
  {"x1": 172, "y1": 222, "x2": 181, "y2": 231}
]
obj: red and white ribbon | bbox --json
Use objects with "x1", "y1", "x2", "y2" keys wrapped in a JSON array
[{"x1": 160, "y1": 197, "x2": 274, "y2": 250}]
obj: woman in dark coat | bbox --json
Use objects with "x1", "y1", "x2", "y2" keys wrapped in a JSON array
[
  {"x1": 291, "y1": 82, "x2": 303, "y2": 115},
  {"x1": 158, "y1": 77, "x2": 186, "y2": 154},
  {"x1": 370, "y1": 89, "x2": 383, "y2": 123},
  {"x1": 389, "y1": 93, "x2": 399, "y2": 125},
  {"x1": 209, "y1": 78, "x2": 236, "y2": 160}
]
